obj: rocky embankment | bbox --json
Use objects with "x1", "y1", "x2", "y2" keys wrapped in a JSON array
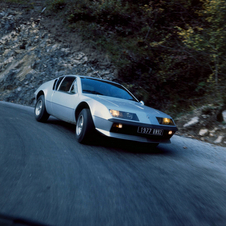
[
  {"x1": 175, "y1": 106, "x2": 226, "y2": 147},
  {"x1": 0, "y1": 3, "x2": 225, "y2": 147},
  {"x1": 0, "y1": 5, "x2": 116, "y2": 106}
]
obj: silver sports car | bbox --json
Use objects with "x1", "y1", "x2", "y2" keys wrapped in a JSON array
[{"x1": 34, "y1": 75, "x2": 178, "y2": 145}]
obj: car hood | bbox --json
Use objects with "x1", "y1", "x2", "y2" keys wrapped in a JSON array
[{"x1": 85, "y1": 94, "x2": 171, "y2": 118}]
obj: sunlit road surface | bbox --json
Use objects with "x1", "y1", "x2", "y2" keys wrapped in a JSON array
[{"x1": 1, "y1": 101, "x2": 226, "y2": 226}]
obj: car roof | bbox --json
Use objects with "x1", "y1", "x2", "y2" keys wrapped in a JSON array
[
  {"x1": 58, "y1": 74, "x2": 139, "y2": 102},
  {"x1": 62, "y1": 75, "x2": 120, "y2": 86}
]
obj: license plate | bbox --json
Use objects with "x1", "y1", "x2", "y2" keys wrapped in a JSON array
[{"x1": 137, "y1": 127, "x2": 163, "y2": 136}]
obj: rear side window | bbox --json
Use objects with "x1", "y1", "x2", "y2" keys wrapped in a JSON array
[
  {"x1": 54, "y1": 76, "x2": 64, "y2": 90},
  {"x1": 59, "y1": 76, "x2": 76, "y2": 92}
]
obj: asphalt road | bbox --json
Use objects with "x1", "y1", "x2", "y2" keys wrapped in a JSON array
[{"x1": 1, "y1": 101, "x2": 226, "y2": 226}]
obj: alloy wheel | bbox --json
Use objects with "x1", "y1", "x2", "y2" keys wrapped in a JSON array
[
  {"x1": 35, "y1": 100, "x2": 42, "y2": 116},
  {"x1": 76, "y1": 115, "x2": 84, "y2": 136}
]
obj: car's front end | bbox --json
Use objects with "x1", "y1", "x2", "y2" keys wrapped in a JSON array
[
  {"x1": 107, "y1": 117, "x2": 177, "y2": 144},
  {"x1": 85, "y1": 95, "x2": 178, "y2": 144}
]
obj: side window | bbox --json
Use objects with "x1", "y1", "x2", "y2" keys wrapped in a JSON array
[
  {"x1": 54, "y1": 76, "x2": 64, "y2": 90},
  {"x1": 59, "y1": 76, "x2": 75, "y2": 92},
  {"x1": 70, "y1": 79, "x2": 78, "y2": 94}
]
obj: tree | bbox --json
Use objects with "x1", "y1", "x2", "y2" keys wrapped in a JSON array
[{"x1": 177, "y1": 0, "x2": 226, "y2": 88}]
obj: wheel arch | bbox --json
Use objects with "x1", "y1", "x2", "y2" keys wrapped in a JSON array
[
  {"x1": 75, "y1": 102, "x2": 91, "y2": 121},
  {"x1": 36, "y1": 90, "x2": 45, "y2": 100}
]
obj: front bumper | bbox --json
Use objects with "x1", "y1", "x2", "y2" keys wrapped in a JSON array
[{"x1": 93, "y1": 116, "x2": 178, "y2": 144}]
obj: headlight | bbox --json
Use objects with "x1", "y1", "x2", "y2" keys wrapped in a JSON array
[
  {"x1": 157, "y1": 117, "x2": 174, "y2": 125},
  {"x1": 110, "y1": 109, "x2": 139, "y2": 121},
  {"x1": 110, "y1": 110, "x2": 120, "y2": 117}
]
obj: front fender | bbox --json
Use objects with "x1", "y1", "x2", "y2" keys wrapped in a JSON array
[{"x1": 85, "y1": 98, "x2": 111, "y2": 120}]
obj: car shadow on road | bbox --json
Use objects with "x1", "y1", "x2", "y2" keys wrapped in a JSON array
[
  {"x1": 46, "y1": 117, "x2": 175, "y2": 156},
  {"x1": 91, "y1": 135, "x2": 176, "y2": 156},
  {"x1": 46, "y1": 117, "x2": 76, "y2": 133}
]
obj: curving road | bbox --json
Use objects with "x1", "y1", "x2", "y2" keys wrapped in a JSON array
[{"x1": 1, "y1": 101, "x2": 226, "y2": 226}]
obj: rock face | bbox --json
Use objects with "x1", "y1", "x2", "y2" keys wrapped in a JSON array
[
  {"x1": 176, "y1": 105, "x2": 226, "y2": 146},
  {"x1": 199, "y1": 129, "x2": 209, "y2": 137},
  {"x1": 0, "y1": 6, "x2": 116, "y2": 106},
  {"x1": 183, "y1": 117, "x2": 199, "y2": 128}
]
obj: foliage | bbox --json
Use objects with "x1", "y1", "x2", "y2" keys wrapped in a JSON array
[
  {"x1": 5, "y1": 0, "x2": 225, "y2": 115},
  {"x1": 1, "y1": 0, "x2": 35, "y2": 8},
  {"x1": 44, "y1": 0, "x2": 226, "y2": 114},
  {"x1": 50, "y1": 0, "x2": 67, "y2": 10},
  {"x1": 177, "y1": 0, "x2": 226, "y2": 89},
  {"x1": 2, "y1": 0, "x2": 29, "y2": 3}
]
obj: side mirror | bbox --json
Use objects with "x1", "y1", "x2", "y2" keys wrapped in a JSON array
[{"x1": 140, "y1": 101, "x2": 144, "y2": 105}]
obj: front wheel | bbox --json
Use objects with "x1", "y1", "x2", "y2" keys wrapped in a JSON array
[
  {"x1": 75, "y1": 108, "x2": 94, "y2": 144},
  {"x1": 34, "y1": 95, "x2": 49, "y2": 122}
]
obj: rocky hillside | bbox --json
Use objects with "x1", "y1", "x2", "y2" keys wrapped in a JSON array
[
  {"x1": 0, "y1": 3, "x2": 116, "y2": 106},
  {"x1": 175, "y1": 106, "x2": 226, "y2": 147},
  {"x1": 0, "y1": 2, "x2": 226, "y2": 147}
]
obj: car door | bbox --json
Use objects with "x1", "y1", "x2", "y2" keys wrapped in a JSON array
[{"x1": 51, "y1": 76, "x2": 79, "y2": 123}]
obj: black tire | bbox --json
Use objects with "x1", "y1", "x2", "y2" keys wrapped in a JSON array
[
  {"x1": 75, "y1": 108, "x2": 95, "y2": 144},
  {"x1": 34, "y1": 95, "x2": 50, "y2": 122}
]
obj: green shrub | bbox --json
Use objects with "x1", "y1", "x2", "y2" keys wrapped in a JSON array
[
  {"x1": 49, "y1": 0, "x2": 67, "y2": 11},
  {"x1": 8, "y1": 0, "x2": 224, "y2": 114}
]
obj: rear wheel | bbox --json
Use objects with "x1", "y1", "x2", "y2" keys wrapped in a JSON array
[
  {"x1": 75, "y1": 108, "x2": 94, "y2": 144},
  {"x1": 34, "y1": 95, "x2": 49, "y2": 122}
]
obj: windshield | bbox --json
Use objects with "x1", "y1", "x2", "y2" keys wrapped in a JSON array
[{"x1": 80, "y1": 78, "x2": 137, "y2": 101}]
